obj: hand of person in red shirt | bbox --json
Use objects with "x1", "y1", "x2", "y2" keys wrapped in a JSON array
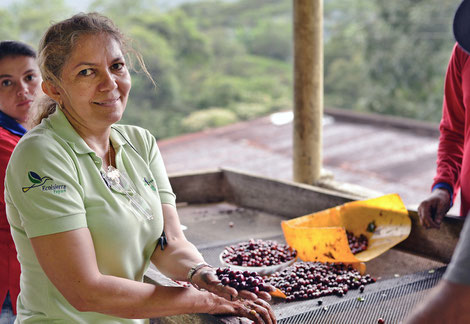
[{"x1": 418, "y1": 189, "x2": 451, "y2": 229}]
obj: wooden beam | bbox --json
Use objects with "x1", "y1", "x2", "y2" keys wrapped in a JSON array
[{"x1": 293, "y1": 0, "x2": 323, "y2": 184}]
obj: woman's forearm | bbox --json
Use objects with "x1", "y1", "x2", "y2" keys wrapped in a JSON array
[
  {"x1": 152, "y1": 237, "x2": 206, "y2": 281},
  {"x1": 30, "y1": 227, "x2": 219, "y2": 319},
  {"x1": 76, "y1": 275, "x2": 216, "y2": 318},
  {"x1": 151, "y1": 204, "x2": 208, "y2": 281}
]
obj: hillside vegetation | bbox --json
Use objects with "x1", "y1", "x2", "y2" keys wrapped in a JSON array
[{"x1": 0, "y1": 0, "x2": 458, "y2": 138}]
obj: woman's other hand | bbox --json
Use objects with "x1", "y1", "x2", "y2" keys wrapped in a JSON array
[
  {"x1": 207, "y1": 293, "x2": 277, "y2": 324},
  {"x1": 191, "y1": 266, "x2": 276, "y2": 302}
]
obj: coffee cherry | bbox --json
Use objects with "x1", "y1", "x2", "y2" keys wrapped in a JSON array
[
  {"x1": 216, "y1": 267, "x2": 270, "y2": 293},
  {"x1": 347, "y1": 231, "x2": 368, "y2": 254},
  {"x1": 264, "y1": 261, "x2": 376, "y2": 302},
  {"x1": 221, "y1": 239, "x2": 297, "y2": 267}
]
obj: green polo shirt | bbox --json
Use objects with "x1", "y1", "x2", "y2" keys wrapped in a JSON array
[{"x1": 5, "y1": 108, "x2": 176, "y2": 323}]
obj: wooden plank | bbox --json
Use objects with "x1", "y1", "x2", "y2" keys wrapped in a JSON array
[
  {"x1": 395, "y1": 210, "x2": 463, "y2": 263},
  {"x1": 221, "y1": 167, "x2": 356, "y2": 218},
  {"x1": 168, "y1": 168, "x2": 463, "y2": 263},
  {"x1": 168, "y1": 169, "x2": 226, "y2": 204}
]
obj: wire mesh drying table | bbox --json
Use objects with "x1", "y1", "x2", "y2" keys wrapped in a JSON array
[{"x1": 149, "y1": 200, "x2": 447, "y2": 324}]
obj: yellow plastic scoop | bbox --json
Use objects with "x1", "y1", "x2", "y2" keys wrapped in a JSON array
[{"x1": 281, "y1": 194, "x2": 411, "y2": 265}]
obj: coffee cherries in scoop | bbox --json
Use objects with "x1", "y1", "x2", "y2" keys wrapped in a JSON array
[
  {"x1": 347, "y1": 231, "x2": 368, "y2": 254},
  {"x1": 216, "y1": 267, "x2": 271, "y2": 293}
]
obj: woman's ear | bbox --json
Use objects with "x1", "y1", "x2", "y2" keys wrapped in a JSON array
[{"x1": 41, "y1": 81, "x2": 62, "y2": 105}]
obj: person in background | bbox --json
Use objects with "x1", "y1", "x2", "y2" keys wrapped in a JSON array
[
  {"x1": 0, "y1": 41, "x2": 41, "y2": 324},
  {"x1": 418, "y1": 0, "x2": 470, "y2": 229},
  {"x1": 4, "y1": 13, "x2": 276, "y2": 324},
  {"x1": 405, "y1": 1, "x2": 470, "y2": 323}
]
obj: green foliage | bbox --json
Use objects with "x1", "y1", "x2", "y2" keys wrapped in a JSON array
[
  {"x1": 0, "y1": 0, "x2": 459, "y2": 138},
  {"x1": 181, "y1": 108, "x2": 238, "y2": 132},
  {"x1": 232, "y1": 102, "x2": 271, "y2": 120},
  {"x1": 323, "y1": 0, "x2": 456, "y2": 123},
  {"x1": 1, "y1": 0, "x2": 72, "y2": 46},
  {"x1": 236, "y1": 20, "x2": 292, "y2": 61}
]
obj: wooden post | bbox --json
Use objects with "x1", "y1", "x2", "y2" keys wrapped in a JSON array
[{"x1": 293, "y1": 0, "x2": 323, "y2": 184}]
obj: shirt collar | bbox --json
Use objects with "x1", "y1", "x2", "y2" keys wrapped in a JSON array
[
  {"x1": 0, "y1": 110, "x2": 27, "y2": 136},
  {"x1": 46, "y1": 106, "x2": 127, "y2": 154}
]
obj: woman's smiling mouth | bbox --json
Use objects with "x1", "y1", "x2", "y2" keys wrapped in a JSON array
[{"x1": 93, "y1": 98, "x2": 119, "y2": 106}]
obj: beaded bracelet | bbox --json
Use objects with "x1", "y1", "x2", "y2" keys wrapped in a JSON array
[{"x1": 187, "y1": 262, "x2": 212, "y2": 285}]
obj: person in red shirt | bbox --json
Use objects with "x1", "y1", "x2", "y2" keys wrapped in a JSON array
[
  {"x1": 0, "y1": 41, "x2": 41, "y2": 324},
  {"x1": 418, "y1": 1, "x2": 470, "y2": 228},
  {"x1": 407, "y1": 1, "x2": 470, "y2": 322}
]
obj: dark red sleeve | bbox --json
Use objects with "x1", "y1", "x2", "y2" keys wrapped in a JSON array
[
  {"x1": 0, "y1": 128, "x2": 19, "y2": 232},
  {"x1": 0, "y1": 127, "x2": 21, "y2": 313},
  {"x1": 432, "y1": 43, "x2": 468, "y2": 202}
]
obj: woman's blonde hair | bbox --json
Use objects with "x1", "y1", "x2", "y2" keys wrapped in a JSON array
[{"x1": 35, "y1": 12, "x2": 152, "y2": 122}]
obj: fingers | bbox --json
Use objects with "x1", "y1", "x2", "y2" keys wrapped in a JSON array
[
  {"x1": 214, "y1": 284, "x2": 238, "y2": 301},
  {"x1": 418, "y1": 191, "x2": 451, "y2": 229},
  {"x1": 242, "y1": 299, "x2": 276, "y2": 324},
  {"x1": 418, "y1": 202, "x2": 436, "y2": 229},
  {"x1": 256, "y1": 291, "x2": 272, "y2": 301},
  {"x1": 196, "y1": 269, "x2": 240, "y2": 301},
  {"x1": 238, "y1": 290, "x2": 259, "y2": 301},
  {"x1": 254, "y1": 298, "x2": 277, "y2": 324},
  {"x1": 235, "y1": 283, "x2": 275, "y2": 301},
  {"x1": 434, "y1": 200, "x2": 450, "y2": 226},
  {"x1": 205, "y1": 286, "x2": 277, "y2": 323}
]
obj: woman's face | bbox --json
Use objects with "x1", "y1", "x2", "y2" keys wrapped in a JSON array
[
  {"x1": 50, "y1": 33, "x2": 131, "y2": 132},
  {"x1": 0, "y1": 56, "x2": 41, "y2": 124}
]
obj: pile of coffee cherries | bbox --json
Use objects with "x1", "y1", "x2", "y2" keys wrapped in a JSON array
[
  {"x1": 264, "y1": 261, "x2": 376, "y2": 302},
  {"x1": 216, "y1": 267, "x2": 271, "y2": 293},
  {"x1": 221, "y1": 239, "x2": 297, "y2": 267},
  {"x1": 347, "y1": 231, "x2": 369, "y2": 254}
]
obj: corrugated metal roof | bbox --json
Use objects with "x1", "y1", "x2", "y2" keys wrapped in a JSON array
[{"x1": 158, "y1": 108, "x2": 460, "y2": 215}]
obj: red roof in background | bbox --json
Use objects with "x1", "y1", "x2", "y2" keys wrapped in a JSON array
[{"x1": 158, "y1": 107, "x2": 459, "y2": 215}]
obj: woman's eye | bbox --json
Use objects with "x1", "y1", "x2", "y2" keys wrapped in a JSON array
[
  {"x1": 78, "y1": 69, "x2": 93, "y2": 76},
  {"x1": 25, "y1": 74, "x2": 35, "y2": 81},
  {"x1": 111, "y1": 63, "x2": 124, "y2": 71},
  {"x1": 1, "y1": 80, "x2": 12, "y2": 87}
]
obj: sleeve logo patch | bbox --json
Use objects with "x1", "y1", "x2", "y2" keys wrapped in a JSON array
[{"x1": 22, "y1": 171, "x2": 67, "y2": 194}]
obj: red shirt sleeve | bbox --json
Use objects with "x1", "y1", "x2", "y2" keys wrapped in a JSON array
[
  {"x1": 432, "y1": 43, "x2": 469, "y2": 202},
  {"x1": 0, "y1": 127, "x2": 20, "y2": 234},
  {"x1": 0, "y1": 127, "x2": 21, "y2": 314}
]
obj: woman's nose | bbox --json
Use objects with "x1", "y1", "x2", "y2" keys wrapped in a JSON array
[{"x1": 99, "y1": 71, "x2": 118, "y2": 91}]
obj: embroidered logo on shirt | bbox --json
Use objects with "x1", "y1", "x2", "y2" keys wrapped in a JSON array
[
  {"x1": 143, "y1": 177, "x2": 157, "y2": 191},
  {"x1": 22, "y1": 171, "x2": 52, "y2": 192},
  {"x1": 22, "y1": 171, "x2": 67, "y2": 194}
]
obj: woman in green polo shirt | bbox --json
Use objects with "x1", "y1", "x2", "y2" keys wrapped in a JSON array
[{"x1": 4, "y1": 13, "x2": 276, "y2": 324}]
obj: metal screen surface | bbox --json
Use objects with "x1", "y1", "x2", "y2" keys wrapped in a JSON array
[
  {"x1": 183, "y1": 202, "x2": 446, "y2": 324},
  {"x1": 276, "y1": 268, "x2": 444, "y2": 324},
  {"x1": 199, "y1": 241, "x2": 445, "y2": 324}
]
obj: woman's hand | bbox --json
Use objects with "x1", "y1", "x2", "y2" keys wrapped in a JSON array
[
  {"x1": 207, "y1": 293, "x2": 277, "y2": 324},
  {"x1": 418, "y1": 189, "x2": 451, "y2": 229},
  {"x1": 191, "y1": 266, "x2": 276, "y2": 302}
]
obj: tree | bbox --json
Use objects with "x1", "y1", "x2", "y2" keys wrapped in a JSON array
[
  {"x1": 0, "y1": 0, "x2": 72, "y2": 47},
  {"x1": 359, "y1": 0, "x2": 456, "y2": 121}
]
